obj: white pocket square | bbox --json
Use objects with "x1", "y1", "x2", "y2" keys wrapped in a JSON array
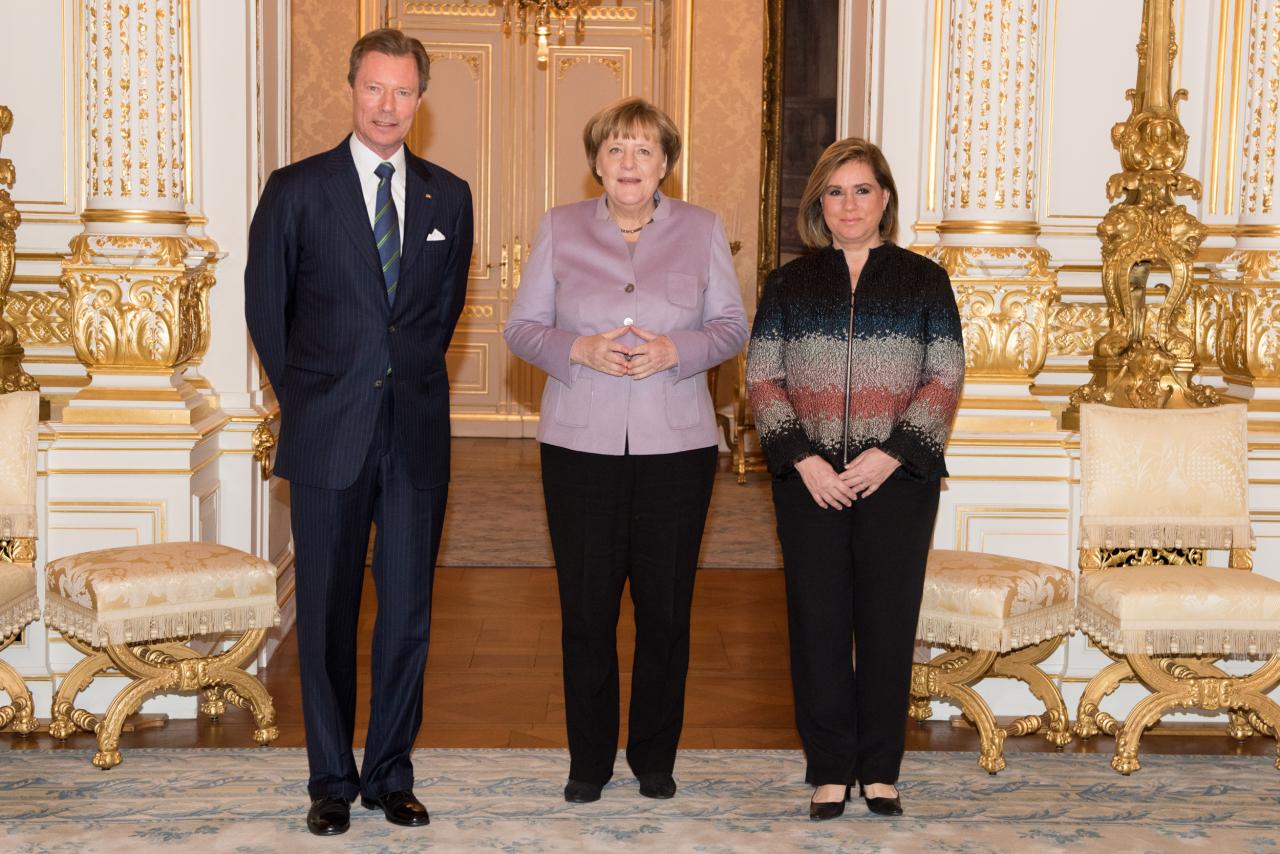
[{"x1": 426, "y1": 228, "x2": 447, "y2": 242}]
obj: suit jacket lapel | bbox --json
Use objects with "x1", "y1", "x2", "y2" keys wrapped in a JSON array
[
  {"x1": 400, "y1": 152, "x2": 435, "y2": 279},
  {"x1": 321, "y1": 141, "x2": 382, "y2": 277}
]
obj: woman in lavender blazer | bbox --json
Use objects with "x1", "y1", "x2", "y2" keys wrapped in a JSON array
[{"x1": 504, "y1": 97, "x2": 747, "y2": 804}]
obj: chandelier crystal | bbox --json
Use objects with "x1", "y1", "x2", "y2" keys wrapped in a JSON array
[{"x1": 498, "y1": 0, "x2": 590, "y2": 65}]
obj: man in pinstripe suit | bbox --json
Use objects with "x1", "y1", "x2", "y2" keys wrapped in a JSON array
[{"x1": 245, "y1": 28, "x2": 473, "y2": 836}]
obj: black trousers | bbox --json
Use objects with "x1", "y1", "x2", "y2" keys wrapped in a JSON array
[
  {"x1": 771, "y1": 471, "x2": 939, "y2": 786},
  {"x1": 540, "y1": 442, "x2": 718, "y2": 785},
  {"x1": 289, "y1": 389, "x2": 447, "y2": 801}
]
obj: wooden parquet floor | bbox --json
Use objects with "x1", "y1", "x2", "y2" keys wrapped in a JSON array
[{"x1": 6, "y1": 441, "x2": 1272, "y2": 760}]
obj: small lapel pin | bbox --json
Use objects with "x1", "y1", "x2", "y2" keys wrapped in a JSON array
[{"x1": 424, "y1": 193, "x2": 433, "y2": 199}]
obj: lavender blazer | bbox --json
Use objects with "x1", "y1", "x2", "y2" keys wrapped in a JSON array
[{"x1": 504, "y1": 193, "x2": 748, "y2": 455}]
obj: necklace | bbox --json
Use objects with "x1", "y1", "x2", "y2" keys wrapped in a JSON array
[{"x1": 617, "y1": 219, "x2": 651, "y2": 234}]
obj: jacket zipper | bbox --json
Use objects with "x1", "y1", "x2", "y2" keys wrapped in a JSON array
[{"x1": 842, "y1": 290, "x2": 855, "y2": 467}]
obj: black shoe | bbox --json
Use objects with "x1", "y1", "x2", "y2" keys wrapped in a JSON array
[
  {"x1": 306, "y1": 796, "x2": 351, "y2": 836},
  {"x1": 564, "y1": 779, "x2": 603, "y2": 803},
  {"x1": 808, "y1": 784, "x2": 851, "y2": 821},
  {"x1": 637, "y1": 772, "x2": 677, "y2": 799},
  {"x1": 859, "y1": 783, "x2": 903, "y2": 816},
  {"x1": 360, "y1": 789, "x2": 430, "y2": 827}
]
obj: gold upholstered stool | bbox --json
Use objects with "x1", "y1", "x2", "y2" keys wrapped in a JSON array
[
  {"x1": 0, "y1": 390, "x2": 40, "y2": 736},
  {"x1": 910, "y1": 549, "x2": 1076, "y2": 772},
  {"x1": 1073, "y1": 403, "x2": 1280, "y2": 774},
  {"x1": 43, "y1": 542, "x2": 281, "y2": 768}
]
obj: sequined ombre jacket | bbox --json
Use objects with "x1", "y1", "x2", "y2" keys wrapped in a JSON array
[{"x1": 746, "y1": 242, "x2": 965, "y2": 481}]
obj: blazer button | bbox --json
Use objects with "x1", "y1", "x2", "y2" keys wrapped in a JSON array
[
  {"x1": 389, "y1": 324, "x2": 397, "y2": 333},
  {"x1": 624, "y1": 282, "x2": 635, "y2": 293},
  {"x1": 623, "y1": 317, "x2": 634, "y2": 326},
  {"x1": 373, "y1": 379, "x2": 384, "y2": 388}
]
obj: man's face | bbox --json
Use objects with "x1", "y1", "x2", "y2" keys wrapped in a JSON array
[{"x1": 350, "y1": 51, "x2": 422, "y2": 159}]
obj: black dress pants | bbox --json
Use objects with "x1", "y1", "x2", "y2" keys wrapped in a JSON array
[
  {"x1": 540, "y1": 442, "x2": 718, "y2": 786},
  {"x1": 289, "y1": 389, "x2": 447, "y2": 801},
  {"x1": 771, "y1": 471, "x2": 939, "y2": 786}
]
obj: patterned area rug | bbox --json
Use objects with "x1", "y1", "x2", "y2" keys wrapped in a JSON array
[
  {"x1": 3, "y1": 748, "x2": 1279, "y2": 852},
  {"x1": 439, "y1": 444, "x2": 780, "y2": 569}
]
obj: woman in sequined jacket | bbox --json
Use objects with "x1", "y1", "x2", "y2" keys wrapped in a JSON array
[{"x1": 746, "y1": 138, "x2": 964, "y2": 820}]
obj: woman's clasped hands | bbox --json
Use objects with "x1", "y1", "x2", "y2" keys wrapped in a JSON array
[
  {"x1": 570, "y1": 325, "x2": 678, "y2": 380},
  {"x1": 794, "y1": 447, "x2": 902, "y2": 509}
]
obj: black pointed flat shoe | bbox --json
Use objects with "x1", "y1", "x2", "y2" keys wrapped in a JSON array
[
  {"x1": 564, "y1": 779, "x2": 604, "y2": 803},
  {"x1": 808, "y1": 784, "x2": 852, "y2": 821},
  {"x1": 306, "y1": 796, "x2": 351, "y2": 836},
  {"x1": 859, "y1": 783, "x2": 903, "y2": 816},
  {"x1": 361, "y1": 789, "x2": 430, "y2": 826},
  {"x1": 637, "y1": 772, "x2": 677, "y2": 799}
]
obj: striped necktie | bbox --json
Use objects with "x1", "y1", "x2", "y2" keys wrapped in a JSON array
[{"x1": 373, "y1": 161, "x2": 400, "y2": 306}]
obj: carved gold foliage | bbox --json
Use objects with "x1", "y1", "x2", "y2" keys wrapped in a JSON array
[
  {"x1": 1212, "y1": 280, "x2": 1280, "y2": 383},
  {"x1": 427, "y1": 51, "x2": 482, "y2": 81},
  {"x1": 930, "y1": 245, "x2": 1052, "y2": 278},
  {"x1": 1049, "y1": 302, "x2": 1109, "y2": 356},
  {"x1": 557, "y1": 54, "x2": 623, "y2": 80},
  {"x1": 61, "y1": 234, "x2": 215, "y2": 372},
  {"x1": 953, "y1": 279, "x2": 1059, "y2": 379},
  {"x1": 4, "y1": 291, "x2": 71, "y2": 346},
  {"x1": 0, "y1": 538, "x2": 35, "y2": 564},
  {"x1": 1226, "y1": 249, "x2": 1280, "y2": 281}
]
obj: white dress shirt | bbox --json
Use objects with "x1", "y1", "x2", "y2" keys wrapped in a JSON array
[{"x1": 349, "y1": 135, "x2": 406, "y2": 245}]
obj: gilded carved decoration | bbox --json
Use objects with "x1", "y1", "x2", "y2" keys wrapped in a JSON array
[
  {"x1": 1241, "y1": 0, "x2": 1280, "y2": 216},
  {"x1": 61, "y1": 234, "x2": 215, "y2": 373},
  {"x1": 1049, "y1": 302, "x2": 1110, "y2": 357},
  {"x1": 931, "y1": 247, "x2": 1058, "y2": 381},
  {"x1": 0, "y1": 107, "x2": 37, "y2": 395},
  {"x1": 0, "y1": 537, "x2": 36, "y2": 565},
  {"x1": 3, "y1": 291, "x2": 71, "y2": 347},
  {"x1": 251, "y1": 413, "x2": 277, "y2": 481},
  {"x1": 1066, "y1": 0, "x2": 1219, "y2": 417}
]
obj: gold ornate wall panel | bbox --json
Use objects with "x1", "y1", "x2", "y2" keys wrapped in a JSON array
[{"x1": 1238, "y1": 0, "x2": 1279, "y2": 220}]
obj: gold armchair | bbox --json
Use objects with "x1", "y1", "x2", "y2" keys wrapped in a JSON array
[
  {"x1": 0, "y1": 390, "x2": 38, "y2": 735},
  {"x1": 1073, "y1": 403, "x2": 1280, "y2": 773}
]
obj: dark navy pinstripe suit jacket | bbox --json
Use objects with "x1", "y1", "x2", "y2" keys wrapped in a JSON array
[{"x1": 245, "y1": 137, "x2": 474, "y2": 490}]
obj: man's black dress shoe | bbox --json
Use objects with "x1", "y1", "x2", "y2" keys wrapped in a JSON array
[
  {"x1": 306, "y1": 796, "x2": 351, "y2": 836},
  {"x1": 637, "y1": 772, "x2": 677, "y2": 799},
  {"x1": 808, "y1": 785, "x2": 852, "y2": 821},
  {"x1": 361, "y1": 789, "x2": 430, "y2": 826},
  {"x1": 859, "y1": 783, "x2": 904, "y2": 816},
  {"x1": 563, "y1": 779, "x2": 603, "y2": 803}
]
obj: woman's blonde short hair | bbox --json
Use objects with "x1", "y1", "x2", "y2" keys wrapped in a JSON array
[
  {"x1": 583, "y1": 97, "x2": 682, "y2": 185},
  {"x1": 796, "y1": 137, "x2": 899, "y2": 249}
]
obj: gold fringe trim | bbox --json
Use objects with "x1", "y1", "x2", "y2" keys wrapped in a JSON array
[
  {"x1": 1076, "y1": 599, "x2": 1280, "y2": 656},
  {"x1": 0, "y1": 507, "x2": 35, "y2": 540},
  {"x1": 916, "y1": 601, "x2": 1075, "y2": 653},
  {"x1": 0, "y1": 590, "x2": 38, "y2": 639},
  {"x1": 44, "y1": 594, "x2": 280, "y2": 646},
  {"x1": 1079, "y1": 517, "x2": 1254, "y2": 551}
]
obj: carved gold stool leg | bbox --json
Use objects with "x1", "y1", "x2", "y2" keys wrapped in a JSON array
[
  {"x1": 0, "y1": 635, "x2": 36, "y2": 735},
  {"x1": 49, "y1": 634, "x2": 110, "y2": 741},
  {"x1": 1074, "y1": 657, "x2": 1132, "y2": 740},
  {"x1": 991, "y1": 638, "x2": 1072, "y2": 749},
  {"x1": 915, "y1": 649, "x2": 1006, "y2": 773},
  {"x1": 208, "y1": 629, "x2": 278, "y2": 745}
]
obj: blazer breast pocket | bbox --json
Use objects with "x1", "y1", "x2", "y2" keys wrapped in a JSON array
[{"x1": 666, "y1": 271, "x2": 701, "y2": 309}]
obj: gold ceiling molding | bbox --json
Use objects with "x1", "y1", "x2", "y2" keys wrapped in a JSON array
[
  {"x1": 1066, "y1": 0, "x2": 1218, "y2": 419},
  {"x1": 0, "y1": 106, "x2": 38, "y2": 395}
]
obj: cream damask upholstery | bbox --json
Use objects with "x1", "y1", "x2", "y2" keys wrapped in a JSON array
[
  {"x1": 1074, "y1": 403, "x2": 1280, "y2": 775},
  {"x1": 42, "y1": 542, "x2": 281, "y2": 769},
  {"x1": 44, "y1": 542, "x2": 279, "y2": 647},
  {"x1": 0, "y1": 390, "x2": 37, "y2": 540},
  {"x1": 910, "y1": 549, "x2": 1075, "y2": 773},
  {"x1": 918, "y1": 550, "x2": 1074, "y2": 652},
  {"x1": 1078, "y1": 565, "x2": 1280, "y2": 656},
  {"x1": 0, "y1": 562, "x2": 38, "y2": 640}
]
